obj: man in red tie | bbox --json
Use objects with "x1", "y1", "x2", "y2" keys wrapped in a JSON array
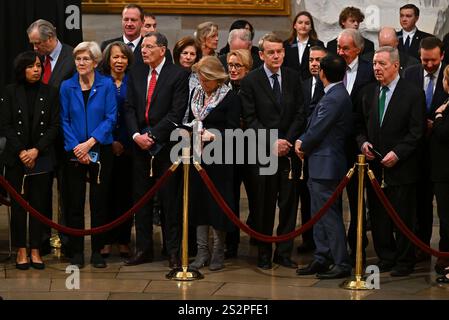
[
  {"x1": 124, "y1": 32, "x2": 189, "y2": 267},
  {"x1": 27, "y1": 19, "x2": 75, "y2": 89}
]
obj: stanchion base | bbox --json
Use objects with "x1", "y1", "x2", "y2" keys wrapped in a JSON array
[
  {"x1": 50, "y1": 234, "x2": 61, "y2": 248},
  {"x1": 340, "y1": 278, "x2": 371, "y2": 290},
  {"x1": 166, "y1": 267, "x2": 204, "y2": 281}
]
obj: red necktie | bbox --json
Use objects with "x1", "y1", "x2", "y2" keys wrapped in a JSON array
[
  {"x1": 42, "y1": 55, "x2": 52, "y2": 84},
  {"x1": 145, "y1": 69, "x2": 157, "y2": 125}
]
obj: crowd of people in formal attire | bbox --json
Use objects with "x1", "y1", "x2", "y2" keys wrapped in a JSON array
[{"x1": 1, "y1": 3, "x2": 449, "y2": 283}]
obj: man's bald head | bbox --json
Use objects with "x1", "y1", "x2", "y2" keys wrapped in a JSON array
[{"x1": 378, "y1": 27, "x2": 399, "y2": 48}]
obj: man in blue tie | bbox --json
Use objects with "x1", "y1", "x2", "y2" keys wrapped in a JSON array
[
  {"x1": 396, "y1": 4, "x2": 432, "y2": 60},
  {"x1": 403, "y1": 36, "x2": 448, "y2": 265}
]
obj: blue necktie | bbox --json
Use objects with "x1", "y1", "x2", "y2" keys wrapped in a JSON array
[
  {"x1": 271, "y1": 73, "x2": 281, "y2": 105},
  {"x1": 425, "y1": 73, "x2": 434, "y2": 112},
  {"x1": 404, "y1": 35, "x2": 411, "y2": 52}
]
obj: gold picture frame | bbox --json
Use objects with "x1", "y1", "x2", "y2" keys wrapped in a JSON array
[{"x1": 82, "y1": 0, "x2": 291, "y2": 16}]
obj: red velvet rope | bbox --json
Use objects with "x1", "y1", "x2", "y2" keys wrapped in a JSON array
[
  {"x1": 368, "y1": 172, "x2": 449, "y2": 258},
  {"x1": 196, "y1": 164, "x2": 351, "y2": 243},
  {"x1": 0, "y1": 164, "x2": 177, "y2": 236}
]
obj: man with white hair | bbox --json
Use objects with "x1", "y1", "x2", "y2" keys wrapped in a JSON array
[{"x1": 218, "y1": 29, "x2": 262, "y2": 70}]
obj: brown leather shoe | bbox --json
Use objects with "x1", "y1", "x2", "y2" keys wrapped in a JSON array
[{"x1": 124, "y1": 250, "x2": 153, "y2": 266}]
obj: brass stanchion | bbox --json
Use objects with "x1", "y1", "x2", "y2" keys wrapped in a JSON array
[
  {"x1": 341, "y1": 154, "x2": 371, "y2": 290},
  {"x1": 166, "y1": 133, "x2": 203, "y2": 280}
]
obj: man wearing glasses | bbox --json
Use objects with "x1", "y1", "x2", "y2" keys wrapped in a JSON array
[{"x1": 124, "y1": 32, "x2": 189, "y2": 268}]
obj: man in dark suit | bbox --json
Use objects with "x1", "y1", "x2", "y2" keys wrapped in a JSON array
[
  {"x1": 356, "y1": 46, "x2": 425, "y2": 276},
  {"x1": 295, "y1": 54, "x2": 353, "y2": 279},
  {"x1": 396, "y1": 4, "x2": 433, "y2": 60},
  {"x1": 124, "y1": 31, "x2": 189, "y2": 267},
  {"x1": 363, "y1": 27, "x2": 419, "y2": 77},
  {"x1": 326, "y1": 6, "x2": 375, "y2": 56},
  {"x1": 337, "y1": 28, "x2": 375, "y2": 265},
  {"x1": 27, "y1": 19, "x2": 76, "y2": 256},
  {"x1": 240, "y1": 33, "x2": 306, "y2": 270},
  {"x1": 443, "y1": 33, "x2": 449, "y2": 65},
  {"x1": 295, "y1": 45, "x2": 326, "y2": 255},
  {"x1": 218, "y1": 28, "x2": 262, "y2": 71},
  {"x1": 27, "y1": 19, "x2": 75, "y2": 91},
  {"x1": 101, "y1": 5, "x2": 172, "y2": 66},
  {"x1": 403, "y1": 36, "x2": 448, "y2": 262}
]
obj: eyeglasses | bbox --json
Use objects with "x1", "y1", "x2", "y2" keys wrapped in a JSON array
[
  {"x1": 75, "y1": 56, "x2": 93, "y2": 63},
  {"x1": 228, "y1": 63, "x2": 244, "y2": 70},
  {"x1": 142, "y1": 44, "x2": 163, "y2": 50}
]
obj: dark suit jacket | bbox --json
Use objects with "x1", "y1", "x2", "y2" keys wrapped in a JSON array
[
  {"x1": 430, "y1": 101, "x2": 449, "y2": 182},
  {"x1": 349, "y1": 57, "x2": 375, "y2": 105},
  {"x1": 397, "y1": 29, "x2": 433, "y2": 60},
  {"x1": 101, "y1": 36, "x2": 173, "y2": 66},
  {"x1": 283, "y1": 38, "x2": 325, "y2": 80},
  {"x1": 403, "y1": 63, "x2": 449, "y2": 117},
  {"x1": 300, "y1": 83, "x2": 353, "y2": 180},
  {"x1": 326, "y1": 36, "x2": 375, "y2": 56},
  {"x1": 48, "y1": 43, "x2": 76, "y2": 89},
  {"x1": 362, "y1": 50, "x2": 419, "y2": 77},
  {"x1": 0, "y1": 83, "x2": 60, "y2": 167},
  {"x1": 124, "y1": 60, "x2": 189, "y2": 145},
  {"x1": 301, "y1": 76, "x2": 324, "y2": 117},
  {"x1": 355, "y1": 78, "x2": 425, "y2": 185},
  {"x1": 239, "y1": 66, "x2": 306, "y2": 145}
]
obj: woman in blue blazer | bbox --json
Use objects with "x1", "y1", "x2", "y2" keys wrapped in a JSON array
[{"x1": 60, "y1": 41, "x2": 117, "y2": 269}]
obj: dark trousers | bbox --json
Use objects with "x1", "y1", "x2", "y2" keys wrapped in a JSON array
[
  {"x1": 367, "y1": 183, "x2": 416, "y2": 269},
  {"x1": 105, "y1": 152, "x2": 133, "y2": 245},
  {"x1": 434, "y1": 183, "x2": 449, "y2": 254},
  {"x1": 255, "y1": 157, "x2": 299, "y2": 258},
  {"x1": 297, "y1": 159, "x2": 312, "y2": 246},
  {"x1": 65, "y1": 145, "x2": 113, "y2": 255},
  {"x1": 309, "y1": 178, "x2": 350, "y2": 268},
  {"x1": 132, "y1": 145, "x2": 178, "y2": 256},
  {"x1": 226, "y1": 163, "x2": 257, "y2": 251},
  {"x1": 415, "y1": 178, "x2": 434, "y2": 246},
  {"x1": 6, "y1": 165, "x2": 52, "y2": 249}
]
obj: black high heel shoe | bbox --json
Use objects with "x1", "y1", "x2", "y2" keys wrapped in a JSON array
[
  {"x1": 30, "y1": 257, "x2": 45, "y2": 270},
  {"x1": 15, "y1": 261, "x2": 30, "y2": 270},
  {"x1": 436, "y1": 275, "x2": 449, "y2": 284}
]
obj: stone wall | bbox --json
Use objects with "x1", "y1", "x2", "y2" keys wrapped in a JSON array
[{"x1": 82, "y1": 0, "x2": 449, "y2": 51}]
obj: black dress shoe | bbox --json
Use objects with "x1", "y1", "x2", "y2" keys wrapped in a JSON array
[
  {"x1": 124, "y1": 250, "x2": 153, "y2": 266},
  {"x1": 296, "y1": 260, "x2": 329, "y2": 275},
  {"x1": 316, "y1": 265, "x2": 351, "y2": 279},
  {"x1": 15, "y1": 262, "x2": 30, "y2": 270},
  {"x1": 70, "y1": 253, "x2": 85, "y2": 269},
  {"x1": 91, "y1": 252, "x2": 107, "y2": 268},
  {"x1": 273, "y1": 255, "x2": 298, "y2": 269},
  {"x1": 376, "y1": 260, "x2": 395, "y2": 273},
  {"x1": 434, "y1": 264, "x2": 449, "y2": 275},
  {"x1": 436, "y1": 275, "x2": 449, "y2": 283},
  {"x1": 257, "y1": 255, "x2": 272, "y2": 270},
  {"x1": 168, "y1": 253, "x2": 181, "y2": 269},
  {"x1": 390, "y1": 267, "x2": 413, "y2": 277}
]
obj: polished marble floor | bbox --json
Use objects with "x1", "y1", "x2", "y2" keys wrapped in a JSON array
[{"x1": 0, "y1": 189, "x2": 448, "y2": 301}]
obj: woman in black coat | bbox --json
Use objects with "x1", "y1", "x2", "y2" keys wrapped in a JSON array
[
  {"x1": 0, "y1": 51, "x2": 60, "y2": 270},
  {"x1": 283, "y1": 11, "x2": 324, "y2": 80},
  {"x1": 187, "y1": 56, "x2": 241, "y2": 271},
  {"x1": 430, "y1": 64, "x2": 449, "y2": 283}
]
